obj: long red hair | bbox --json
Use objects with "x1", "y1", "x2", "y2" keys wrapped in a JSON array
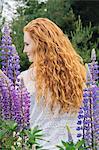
[{"x1": 23, "y1": 18, "x2": 86, "y2": 113}]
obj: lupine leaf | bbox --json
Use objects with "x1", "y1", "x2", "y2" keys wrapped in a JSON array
[
  {"x1": 5, "y1": 120, "x2": 17, "y2": 131},
  {"x1": 75, "y1": 139, "x2": 85, "y2": 148},
  {"x1": 0, "y1": 130, "x2": 7, "y2": 139},
  {"x1": 56, "y1": 145, "x2": 64, "y2": 150}
]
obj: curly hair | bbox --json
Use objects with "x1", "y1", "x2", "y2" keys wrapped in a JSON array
[{"x1": 23, "y1": 18, "x2": 86, "y2": 114}]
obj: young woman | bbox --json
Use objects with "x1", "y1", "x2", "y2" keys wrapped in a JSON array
[{"x1": 19, "y1": 18, "x2": 86, "y2": 149}]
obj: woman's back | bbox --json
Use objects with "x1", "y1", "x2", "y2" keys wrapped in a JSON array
[{"x1": 18, "y1": 68, "x2": 80, "y2": 150}]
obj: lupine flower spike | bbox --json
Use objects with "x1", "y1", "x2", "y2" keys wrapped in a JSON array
[
  {"x1": 76, "y1": 49, "x2": 99, "y2": 149},
  {"x1": 0, "y1": 25, "x2": 20, "y2": 84}
]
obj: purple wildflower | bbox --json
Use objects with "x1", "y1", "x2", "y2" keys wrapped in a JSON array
[
  {"x1": 91, "y1": 48, "x2": 96, "y2": 61},
  {"x1": 0, "y1": 25, "x2": 20, "y2": 84},
  {"x1": 0, "y1": 71, "x2": 31, "y2": 130},
  {"x1": 76, "y1": 107, "x2": 84, "y2": 139},
  {"x1": 77, "y1": 86, "x2": 99, "y2": 149},
  {"x1": 0, "y1": 74, "x2": 14, "y2": 120},
  {"x1": 0, "y1": 25, "x2": 31, "y2": 131},
  {"x1": 15, "y1": 78, "x2": 31, "y2": 130},
  {"x1": 92, "y1": 86, "x2": 99, "y2": 148},
  {"x1": 77, "y1": 49, "x2": 99, "y2": 149},
  {"x1": 88, "y1": 49, "x2": 99, "y2": 83}
]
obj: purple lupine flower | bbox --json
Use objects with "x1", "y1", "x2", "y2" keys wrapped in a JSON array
[
  {"x1": 7, "y1": 44, "x2": 20, "y2": 84},
  {"x1": 0, "y1": 70, "x2": 30, "y2": 130},
  {"x1": 88, "y1": 49, "x2": 99, "y2": 83},
  {"x1": 91, "y1": 48, "x2": 96, "y2": 61},
  {"x1": 0, "y1": 26, "x2": 12, "y2": 75},
  {"x1": 15, "y1": 78, "x2": 31, "y2": 130},
  {"x1": 11, "y1": 88, "x2": 24, "y2": 130},
  {"x1": 83, "y1": 88, "x2": 93, "y2": 146},
  {"x1": 88, "y1": 62, "x2": 99, "y2": 83},
  {"x1": 92, "y1": 86, "x2": 99, "y2": 148},
  {"x1": 77, "y1": 49, "x2": 99, "y2": 149},
  {"x1": 77, "y1": 86, "x2": 99, "y2": 149},
  {"x1": 0, "y1": 25, "x2": 20, "y2": 84},
  {"x1": 76, "y1": 107, "x2": 84, "y2": 139},
  {"x1": 0, "y1": 25, "x2": 30, "y2": 131},
  {"x1": 0, "y1": 75, "x2": 14, "y2": 120},
  {"x1": 85, "y1": 63, "x2": 93, "y2": 86}
]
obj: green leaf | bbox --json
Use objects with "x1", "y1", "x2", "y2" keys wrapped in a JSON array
[
  {"x1": 0, "y1": 130, "x2": 7, "y2": 139},
  {"x1": 5, "y1": 120, "x2": 17, "y2": 131},
  {"x1": 75, "y1": 139, "x2": 85, "y2": 149},
  {"x1": 36, "y1": 145, "x2": 43, "y2": 149},
  {"x1": 31, "y1": 126, "x2": 42, "y2": 135},
  {"x1": 56, "y1": 145, "x2": 64, "y2": 150}
]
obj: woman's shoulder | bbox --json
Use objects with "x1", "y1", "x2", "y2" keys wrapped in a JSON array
[
  {"x1": 18, "y1": 68, "x2": 34, "y2": 80},
  {"x1": 18, "y1": 69, "x2": 29, "y2": 78}
]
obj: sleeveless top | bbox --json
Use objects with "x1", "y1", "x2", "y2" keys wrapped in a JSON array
[{"x1": 18, "y1": 68, "x2": 81, "y2": 150}]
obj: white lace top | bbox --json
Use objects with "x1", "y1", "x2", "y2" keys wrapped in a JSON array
[{"x1": 18, "y1": 68, "x2": 80, "y2": 150}]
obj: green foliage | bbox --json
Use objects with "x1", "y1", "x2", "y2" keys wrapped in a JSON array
[
  {"x1": 72, "y1": 1, "x2": 99, "y2": 26},
  {"x1": 0, "y1": 119, "x2": 18, "y2": 150},
  {"x1": 45, "y1": 0, "x2": 76, "y2": 34},
  {"x1": 11, "y1": 0, "x2": 76, "y2": 71},
  {"x1": 9, "y1": 0, "x2": 99, "y2": 71},
  {"x1": 11, "y1": 16, "x2": 31, "y2": 71},
  {"x1": 71, "y1": 16, "x2": 99, "y2": 63},
  {"x1": 0, "y1": 119, "x2": 44, "y2": 150},
  {"x1": 56, "y1": 124, "x2": 91, "y2": 150},
  {"x1": 16, "y1": 0, "x2": 76, "y2": 33},
  {"x1": 57, "y1": 139, "x2": 90, "y2": 150},
  {"x1": 0, "y1": 119, "x2": 92, "y2": 150},
  {"x1": 11, "y1": 0, "x2": 46, "y2": 71},
  {"x1": 20, "y1": 126, "x2": 44, "y2": 149}
]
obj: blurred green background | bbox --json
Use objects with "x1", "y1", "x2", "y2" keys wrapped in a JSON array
[{"x1": 0, "y1": 0, "x2": 99, "y2": 71}]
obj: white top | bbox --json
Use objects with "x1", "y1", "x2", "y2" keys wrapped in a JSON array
[{"x1": 18, "y1": 68, "x2": 80, "y2": 150}]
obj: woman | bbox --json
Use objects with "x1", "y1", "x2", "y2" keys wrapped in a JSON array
[{"x1": 19, "y1": 18, "x2": 86, "y2": 149}]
